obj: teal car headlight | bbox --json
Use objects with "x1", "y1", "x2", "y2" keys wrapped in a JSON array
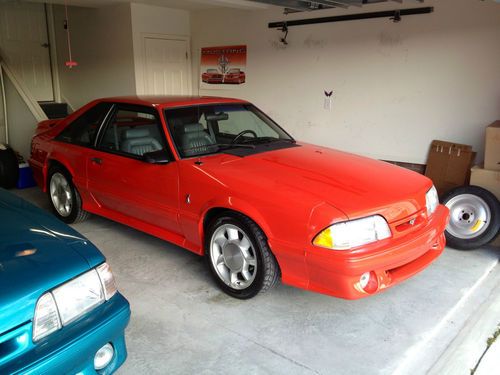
[
  {"x1": 32, "y1": 293, "x2": 61, "y2": 341},
  {"x1": 33, "y1": 263, "x2": 118, "y2": 342},
  {"x1": 52, "y1": 270, "x2": 104, "y2": 325}
]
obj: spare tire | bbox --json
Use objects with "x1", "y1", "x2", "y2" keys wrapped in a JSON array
[
  {"x1": 442, "y1": 185, "x2": 500, "y2": 250},
  {"x1": 0, "y1": 145, "x2": 19, "y2": 189}
]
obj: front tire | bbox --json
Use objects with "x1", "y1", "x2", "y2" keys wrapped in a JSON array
[
  {"x1": 47, "y1": 166, "x2": 89, "y2": 223},
  {"x1": 442, "y1": 185, "x2": 500, "y2": 250},
  {"x1": 205, "y1": 213, "x2": 280, "y2": 299}
]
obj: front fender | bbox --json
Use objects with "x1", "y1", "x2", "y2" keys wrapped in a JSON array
[{"x1": 199, "y1": 195, "x2": 275, "y2": 242}]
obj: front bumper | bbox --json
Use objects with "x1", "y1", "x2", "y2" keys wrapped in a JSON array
[
  {"x1": 0, "y1": 293, "x2": 130, "y2": 375},
  {"x1": 305, "y1": 205, "x2": 449, "y2": 299},
  {"x1": 271, "y1": 205, "x2": 449, "y2": 299}
]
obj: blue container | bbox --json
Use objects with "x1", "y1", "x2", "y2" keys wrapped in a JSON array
[{"x1": 17, "y1": 163, "x2": 37, "y2": 189}]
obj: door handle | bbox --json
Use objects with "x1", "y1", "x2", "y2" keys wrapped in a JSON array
[{"x1": 91, "y1": 157, "x2": 102, "y2": 165}]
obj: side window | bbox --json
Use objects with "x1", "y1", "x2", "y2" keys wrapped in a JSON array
[
  {"x1": 98, "y1": 106, "x2": 166, "y2": 157},
  {"x1": 56, "y1": 103, "x2": 112, "y2": 146}
]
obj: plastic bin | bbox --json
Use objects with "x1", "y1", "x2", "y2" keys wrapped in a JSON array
[{"x1": 17, "y1": 163, "x2": 37, "y2": 189}]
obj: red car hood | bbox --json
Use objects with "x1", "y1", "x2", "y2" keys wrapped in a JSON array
[{"x1": 196, "y1": 143, "x2": 432, "y2": 223}]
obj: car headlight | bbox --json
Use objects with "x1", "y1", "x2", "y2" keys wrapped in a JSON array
[
  {"x1": 33, "y1": 262, "x2": 118, "y2": 342},
  {"x1": 96, "y1": 262, "x2": 118, "y2": 300},
  {"x1": 52, "y1": 270, "x2": 104, "y2": 325},
  {"x1": 313, "y1": 215, "x2": 391, "y2": 250},
  {"x1": 32, "y1": 293, "x2": 61, "y2": 341},
  {"x1": 426, "y1": 185, "x2": 439, "y2": 216}
]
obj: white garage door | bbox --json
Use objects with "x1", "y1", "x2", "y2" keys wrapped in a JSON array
[{"x1": 0, "y1": 2, "x2": 54, "y2": 101}]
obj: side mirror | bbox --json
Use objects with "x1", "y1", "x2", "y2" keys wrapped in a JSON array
[{"x1": 143, "y1": 150, "x2": 170, "y2": 164}]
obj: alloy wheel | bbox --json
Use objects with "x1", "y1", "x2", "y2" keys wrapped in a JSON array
[
  {"x1": 49, "y1": 172, "x2": 73, "y2": 217},
  {"x1": 210, "y1": 224, "x2": 257, "y2": 290}
]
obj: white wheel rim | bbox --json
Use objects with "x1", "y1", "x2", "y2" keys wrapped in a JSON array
[
  {"x1": 210, "y1": 224, "x2": 257, "y2": 290},
  {"x1": 49, "y1": 172, "x2": 73, "y2": 217},
  {"x1": 445, "y1": 194, "x2": 491, "y2": 239}
]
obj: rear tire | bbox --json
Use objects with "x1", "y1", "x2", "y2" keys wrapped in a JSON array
[
  {"x1": 442, "y1": 185, "x2": 500, "y2": 250},
  {"x1": 47, "y1": 165, "x2": 90, "y2": 223},
  {"x1": 0, "y1": 146, "x2": 19, "y2": 189},
  {"x1": 205, "y1": 212, "x2": 280, "y2": 299}
]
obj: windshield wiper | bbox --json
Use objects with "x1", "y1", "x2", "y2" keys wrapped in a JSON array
[
  {"x1": 181, "y1": 143, "x2": 255, "y2": 155},
  {"x1": 245, "y1": 137, "x2": 296, "y2": 144},
  {"x1": 217, "y1": 143, "x2": 256, "y2": 150}
]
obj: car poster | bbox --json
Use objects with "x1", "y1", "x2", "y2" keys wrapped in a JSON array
[{"x1": 200, "y1": 45, "x2": 247, "y2": 89}]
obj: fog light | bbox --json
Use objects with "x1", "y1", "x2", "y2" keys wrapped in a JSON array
[
  {"x1": 359, "y1": 271, "x2": 378, "y2": 294},
  {"x1": 94, "y1": 343, "x2": 114, "y2": 370}
]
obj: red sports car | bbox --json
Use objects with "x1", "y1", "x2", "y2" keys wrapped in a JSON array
[
  {"x1": 201, "y1": 69, "x2": 223, "y2": 84},
  {"x1": 29, "y1": 96, "x2": 449, "y2": 299},
  {"x1": 223, "y1": 68, "x2": 246, "y2": 84}
]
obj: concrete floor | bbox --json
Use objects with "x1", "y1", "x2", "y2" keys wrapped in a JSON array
[{"x1": 14, "y1": 188, "x2": 500, "y2": 375}]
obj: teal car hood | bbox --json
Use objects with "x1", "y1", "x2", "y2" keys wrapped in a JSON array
[{"x1": 0, "y1": 190, "x2": 105, "y2": 336}]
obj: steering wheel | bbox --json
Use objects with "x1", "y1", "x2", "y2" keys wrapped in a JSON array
[{"x1": 232, "y1": 130, "x2": 257, "y2": 144}]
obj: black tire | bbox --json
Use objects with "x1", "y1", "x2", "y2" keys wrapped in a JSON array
[
  {"x1": 0, "y1": 146, "x2": 19, "y2": 189},
  {"x1": 205, "y1": 212, "x2": 280, "y2": 299},
  {"x1": 442, "y1": 185, "x2": 500, "y2": 250},
  {"x1": 47, "y1": 165, "x2": 90, "y2": 223}
]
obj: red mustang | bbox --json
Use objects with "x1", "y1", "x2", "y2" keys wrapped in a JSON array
[
  {"x1": 29, "y1": 96, "x2": 449, "y2": 299},
  {"x1": 201, "y1": 69, "x2": 223, "y2": 84},
  {"x1": 224, "y1": 68, "x2": 246, "y2": 84}
]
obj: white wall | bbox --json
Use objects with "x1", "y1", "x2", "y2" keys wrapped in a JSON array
[
  {"x1": 130, "y1": 3, "x2": 190, "y2": 95},
  {"x1": 3, "y1": 74, "x2": 38, "y2": 159},
  {"x1": 191, "y1": 0, "x2": 500, "y2": 164},
  {"x1": 0, "y1": 76, "x2": 4, "y2": 144},
  {"x1": 53, "y1": 3, "x2": 136, "y2": 110}
]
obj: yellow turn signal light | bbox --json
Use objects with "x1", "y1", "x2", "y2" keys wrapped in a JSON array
[{"x1": 313, "y1": 227, "x2": 333, "y2": 249}]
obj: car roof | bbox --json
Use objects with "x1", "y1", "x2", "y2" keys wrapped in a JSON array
[{"x1": 97, "y1": 95, "x2": 248, "y2": 109}]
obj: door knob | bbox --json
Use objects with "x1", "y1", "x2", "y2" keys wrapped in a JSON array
[{"x1": 41, "y1": 42, "x2": 50, "y2": 48}]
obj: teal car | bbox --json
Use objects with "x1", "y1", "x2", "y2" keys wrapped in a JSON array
[{"x1": 0, "y1": 188, "x2": 130, "y2": 374}]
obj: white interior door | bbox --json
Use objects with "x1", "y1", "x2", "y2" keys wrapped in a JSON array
[
  {"x1": 0, "y1": 2, "x2": 54, "y2": 101},
  {"x1": 143, "y1": 37, "x2": 190, "y2": 96}
]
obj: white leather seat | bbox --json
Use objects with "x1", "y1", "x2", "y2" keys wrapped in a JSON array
[
  {"x1": 180, "y1": 123, "x2": 216, "y2": 157},
  {"x1": 121, "y1": 128, "x2": 162, "y2": 156}
]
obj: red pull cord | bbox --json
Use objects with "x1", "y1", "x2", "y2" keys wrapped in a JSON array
[{"x1": 64, "y1": 1, "x2": 77, "y2": 68}]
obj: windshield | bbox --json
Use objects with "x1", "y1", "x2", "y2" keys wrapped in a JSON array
[{"x1": 164, "y1": 104, "x2": 294, "y2": 158}]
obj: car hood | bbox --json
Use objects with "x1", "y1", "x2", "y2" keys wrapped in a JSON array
[
  {"x1": 0, "y1": 191, "x2": 104, "y2": 335},
  {"x1": 196, "y1": 143, "x2": 432, "y2": 223}
]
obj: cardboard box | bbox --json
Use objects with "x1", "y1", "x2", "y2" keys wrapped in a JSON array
[
  {"x1": 470, "y1": 165, "x2": 500, "y2": 201},
  {"x1": 425, "y1": 140, "x2": 475, "y2": 196},
  {"x1": 484, "y1": 120, "x2": 500, "y2": 171}
]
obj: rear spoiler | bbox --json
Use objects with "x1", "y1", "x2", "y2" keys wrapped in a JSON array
[{"x1": 35, "y1": 119, "x2": 62, "y2": 135}]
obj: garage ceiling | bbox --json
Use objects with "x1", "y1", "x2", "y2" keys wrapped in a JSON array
[
  {"x1": 247, "y1": 0, "x2": 425, "y2": 13},
  {"x1": 28, "y1": 0, "x2": 423, "y2": 11},
  {"x1": 26, "y1": 0, "x2": 269, "y2": 10}
]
